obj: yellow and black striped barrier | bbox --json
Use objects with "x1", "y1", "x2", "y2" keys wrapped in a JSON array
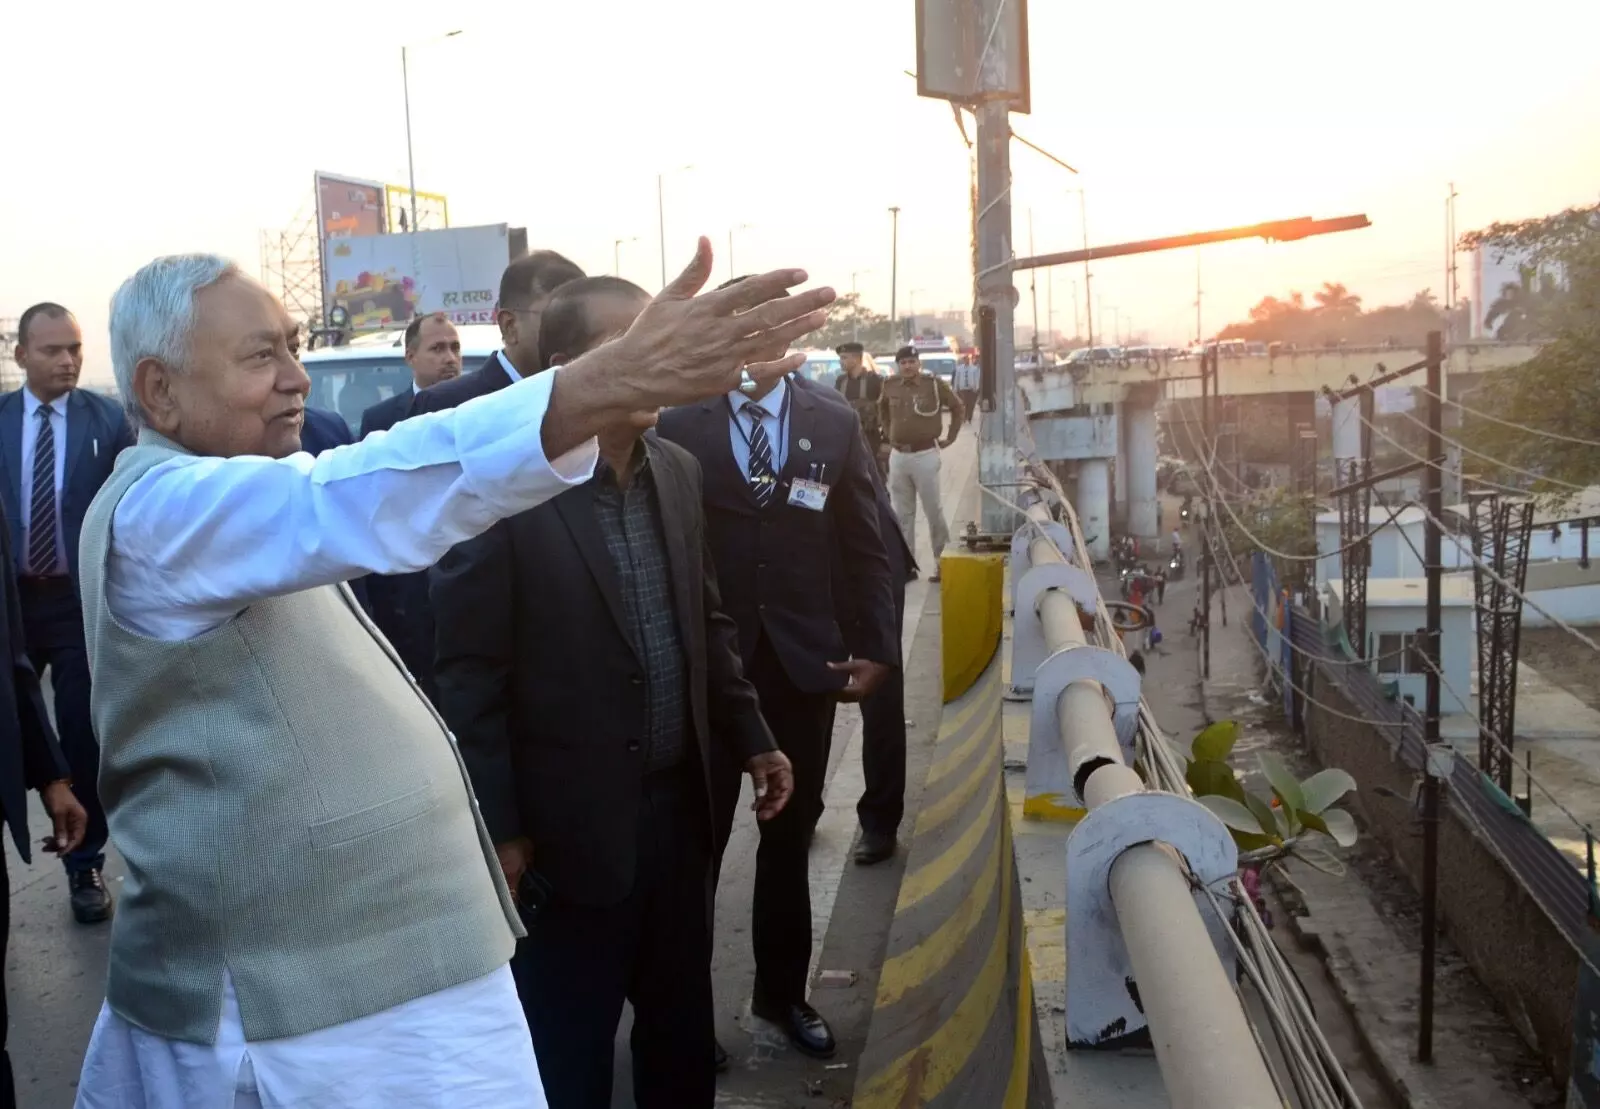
[{"x1": 853, "y1": 552, "x2": 1049, "y2": 1108}]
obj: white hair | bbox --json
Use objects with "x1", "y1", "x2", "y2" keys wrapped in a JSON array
[{"x1": 109, "y1": 253, "x2": 240, "y2": 428}]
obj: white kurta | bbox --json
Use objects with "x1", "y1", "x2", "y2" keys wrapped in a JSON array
[{"x1": 75, "y1": 368, "x2": 598, "y2": 1108}]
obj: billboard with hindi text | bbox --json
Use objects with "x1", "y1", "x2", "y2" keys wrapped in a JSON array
[{"x1": 323, "y1": 224, "x2": 512, "y2": 331}]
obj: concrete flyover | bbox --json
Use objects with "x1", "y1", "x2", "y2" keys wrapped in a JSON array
[{"x1": 853, "y1": 552, "x2": 1050, "y2": 1109}]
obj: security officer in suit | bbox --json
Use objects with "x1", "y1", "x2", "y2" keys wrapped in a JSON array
[
  {"x1": 1, "y1": 303, "x2": 133, "y2": 924},
  {"x1": 355, "y1": 312, "x2": 466, "y2": 695},
  {"x1": 358, "y1": 313, "x2": 463, "y2": 437},
  {"x1": 796, "y1": 373, "x2": 915, "y2": 864},
  {"x1": 411, "y1": 251, "x2": 585, "y2": 416},
  {"x1": 656, "y1": 279, "x2": 898, "y2": 1060}
]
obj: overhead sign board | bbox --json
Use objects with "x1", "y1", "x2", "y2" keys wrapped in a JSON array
[
  {"x1": 323, "y1": 224, "x2": 512, "y2": 331},
  {"x1": 915, "y1": 0, "x2": 1031, "y2": 114},
  {"x1": 314, "y1": 172, "x2": 386, "y2": 243}
]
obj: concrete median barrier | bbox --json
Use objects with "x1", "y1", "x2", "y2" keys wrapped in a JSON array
[{"x1": 853, "y1": 552, "x2": 1050, "y2": 1108}]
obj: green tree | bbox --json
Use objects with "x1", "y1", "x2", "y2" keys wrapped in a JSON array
[
  {"x1": 1483, "y1": 267, "x2": 1557, "y2": 341},
  {"x1": 802, "y1": 293, "x2": 898, "y2": 352},
  {"x1": 1458, "y1": 202, "x2": 1600, "y2": 489}
]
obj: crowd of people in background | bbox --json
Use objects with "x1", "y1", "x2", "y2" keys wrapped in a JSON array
[{"x1": 0, "y1": 240, "x2": 973, "y2": 1109}]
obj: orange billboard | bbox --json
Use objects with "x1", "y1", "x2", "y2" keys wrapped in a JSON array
[{"x1": 315, "y1": 172, "x2": 386, "y2": 242}]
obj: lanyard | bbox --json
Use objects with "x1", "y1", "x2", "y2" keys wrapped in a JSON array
[{"x1": 729, "y1": 386, "x2": 791, "y2": 459}]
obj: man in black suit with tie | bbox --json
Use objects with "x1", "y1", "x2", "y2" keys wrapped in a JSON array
[
  {"x1": 296, "y1": 405, "x2": 374, "y2": 615},
  {"x1": 353, "y1": 312, "x2": 465, "y2": 694},
  {"x1": 656, "y1": 278, "x2": 898, "y2": 1059},
  {"x1": 357, "y1": 312, "x2": 463, "y2": 437},
  {"x1": 794, "y1": 373, "x2": 916, "y2": 865},
  {"x1": 1, "y1": 303, "x2": 133, "y2": 924},
  {"x1": 0, "y1": 496, "x2": 86, "y2": 1108},
  {"x1": 411, "y1": 250, "x2": 584, "y2": 416},
  {"x1": 432, "y1": 276, "x2": 794, "y2": 1108}
]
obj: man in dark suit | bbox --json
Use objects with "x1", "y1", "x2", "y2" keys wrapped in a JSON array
[
  {"x1": 656, "y1": 278, "x2": 898, "y2": 1059},
  {"x1": 297, "y1": 406, "x2": 373, "y2": 615},
  {"x1": 432, "y1": 276, "x2": 793, "y2": 1109},
  {"x1": 357, "y1": 312, "x2": 463, "y2": 437},
  {"x1": 411, "y1": 250, "x2": 584, "y2": 416},
  {"x1": 1, "y1": 303, "x2": 133, "y2": 923},
  {"x1": 0, "y1": 497, "x2": 86, "y2": 1108},
  {"x1": 353, "y1": 312, "x2": 465, "y2": 696},
  {"x1": 795, "y1": 373, "x2": 916, "y2": 865}
]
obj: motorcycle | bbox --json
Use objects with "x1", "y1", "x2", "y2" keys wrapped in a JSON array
[{"x1": 1167, "y1": 549, "x2": 1186, "y2": 582}]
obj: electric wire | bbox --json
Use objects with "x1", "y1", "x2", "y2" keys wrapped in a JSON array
[
  {"x1": 1175, "y1": 406, "x2": 1418, "y2": 564},
  {"x1": 1381, "y1": 519, "x2": 1600, "y2": 844},
  {"x1": 1416, "y1": 384, "x2": 1600, "y2": 450},
  {"x1": 1349, "y1": 406, "x2": 1544, "y2": 501},
  {"x1": 1390, "y1": 407, "x2": 1589, "y2": 492}
]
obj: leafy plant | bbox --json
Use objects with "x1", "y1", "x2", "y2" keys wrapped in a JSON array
[{"x1": 1182, "y1": 721, "x2": 1358, "y2": 873}]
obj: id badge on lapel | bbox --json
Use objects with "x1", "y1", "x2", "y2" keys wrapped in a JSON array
[{"x1": 788, "y1": 479, "x2": 830, "y2": 511}]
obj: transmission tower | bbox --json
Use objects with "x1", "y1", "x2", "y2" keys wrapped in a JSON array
[
  {"x1": 1468, "y1": 491, "x2": 1535, "y2": 796},
  {"x1": 1337, "y1": 457, "x2": 1373, "y2": 657},
  {"x1": 259, "y1": 199, "x2": 324, "y2": 333}
]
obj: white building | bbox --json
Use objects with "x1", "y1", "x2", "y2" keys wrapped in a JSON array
[{"x1": 1323, "y1": 578, "x2": 1476, "y2": 715}]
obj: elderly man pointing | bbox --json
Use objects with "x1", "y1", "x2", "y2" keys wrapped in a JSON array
[{"x1": 71, "y1": 242, "x2": 831, "y2": 1109}]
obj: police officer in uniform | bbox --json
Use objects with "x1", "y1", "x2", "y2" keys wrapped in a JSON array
[
  {"x1": 878, "y1": 346, "x2": 963, "y2": 581},
  {"x1": 832, "y1": 342, "x2": 885, "y2": 477}
]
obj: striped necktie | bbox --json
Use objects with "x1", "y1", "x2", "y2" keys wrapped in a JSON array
[
  {"x1": 743, "y1": 402, "x2": 777, "y2": 508},
  {"x1": 28, "y1": 407, "x2": 57, "y2": 574}
]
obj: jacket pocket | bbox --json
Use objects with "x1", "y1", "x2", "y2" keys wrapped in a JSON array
[{"x1": 309, "y1": 782, "x2": 438, "y2": 849}]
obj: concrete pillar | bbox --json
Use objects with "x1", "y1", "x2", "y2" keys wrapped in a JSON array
[
  {"x1": 1331, "y1": 396, "x2": 1361, "y2": 462},
  {"x1": 1127, "y1": 404, "x2": 1159, "y2": 539},
  {"x1": 1077, "y1": 458, "x2": 1111, "y2": 563},
  {"x1": 1112, "y1": 405, "x2": 1129, "y2": 532}
]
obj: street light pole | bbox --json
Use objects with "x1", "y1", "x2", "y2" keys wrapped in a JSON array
[
  {"x1": 728, "y1": 223, "x2": 752, "y2": 280},
  {"x1": 1069, "y1": 187, "x2": 1093, "y2": 346},
  {"x1": 657, "y1": 174, "x2": 667, "y2": 287},
  {"x1": 888, "y1": 206, "x2": 901, "y2": 338},
  {"x1": 850, "y1": 269, "x2": 872, "y2": 344},
  {"x1": 656, "y1": 165, "x2": 693, "y2": 288},
  {"x1": 402, "y1": 46, "x2": 417, "y2": 235},
  {"x1": 400, "y1": 30, "x2": 461, "y2": 236},
  {"x1": 614, "y1": 236, "x2": 637, "y2": 276}
]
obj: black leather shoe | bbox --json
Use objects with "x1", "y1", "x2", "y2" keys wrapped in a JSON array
[
  {"x1": 854, "y1": 830, "x2": 897, "y2": 866},
  {"x1": 70, "y1": 869, "x2": 114, "y2": 925},
  {"x1": 752, "y1": 998, "x2": 836, "y2": 1059},
  {"x1": 714, "y1": 1038, "x2": 730, "y2": 1073}
]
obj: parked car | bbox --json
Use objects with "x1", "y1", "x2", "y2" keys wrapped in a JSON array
[{"x1": 300, "y1": 325, "x2": 501, "y2": 433}]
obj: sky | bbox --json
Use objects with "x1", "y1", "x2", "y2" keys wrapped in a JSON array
[{"x1": 3, "y1": 0, "x2": 1598, "y2": 384}]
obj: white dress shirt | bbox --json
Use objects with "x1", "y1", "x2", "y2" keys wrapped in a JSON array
[
  {"x1": 18, "y1": 388, "x2": 69, "y2": 574},
  {"x1": 75, "y1": 368, "x2": 594, "y2": 1107},
  {"x1": 726, "y1": 375, "x2": 790, "y2": 481},
  {"x1": 496, "y1": 349, "x2": 524, "y2": 384}
]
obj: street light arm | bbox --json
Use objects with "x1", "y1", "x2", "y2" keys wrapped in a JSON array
[{"x1": 1014, "y1": 214, "x2": 1372, "y2": 271}]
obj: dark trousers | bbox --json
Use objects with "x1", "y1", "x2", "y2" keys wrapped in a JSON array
[
  {"x1": 857, "y1": 580, "x2": 907, "y2": 837},
  {"x1": 515, "y1": 766, "x2": 715, "y2": 1109},
  {"x1": 713, "y1": 636, "x2": 836, "y2": 1007},
  {"x1": 0, "y1": 841, "x2": 13, "y2": 1109},
  {"x1": 19, "y1": 579, "x2": 104, "y2": 874},
  {"x1": 958, "y1": 390, "x2": 979, "y2": 425}
]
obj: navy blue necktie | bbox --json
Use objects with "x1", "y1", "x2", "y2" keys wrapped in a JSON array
[
  {"x1": 28, "y1": 407, "x2": 57, "y2": 574},
  {"x1": 743, "y1": 403, "x2": 776, "y2": 508}
]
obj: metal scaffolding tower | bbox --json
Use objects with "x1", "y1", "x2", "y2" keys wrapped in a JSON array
[
  {"x1": 1336, "y1": 457, "x2": 1373, "y2": 657},
  {"x1": 259, "y1": 201, "x2": 324, "y2": 332},
  {"x1": 1468, "y1": 491, "x2": 1535, "y2": 797}
]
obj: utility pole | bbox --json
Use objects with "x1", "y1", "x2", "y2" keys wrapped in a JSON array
[
  {"x1": 1420, "y1": 329, "x2": 1445, "y2": 1064},
  {"x1": 1075, "y1": 188, "x2": 1094, "y2": 346},
  {"x1": 976, "y1": 95, "x2": 1017, "y2": 534},
  {"x1": 1194, "y1": 250, "x2": 1203, "y2": 344},
  {"x1": 1200, "y1": 348, "x2": 1213, "y2": 680},
  {"x1": 1445, "y1": 185, "x2": 1459, "y2": 343},
  {"x1": 888, "y1": 206, "x2": 901, "y2": 338},
  {"x1": 1029, "y1": 209, "x2": 1041, "y2": 358}
]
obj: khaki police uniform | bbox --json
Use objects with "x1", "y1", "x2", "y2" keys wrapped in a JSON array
[
  {"x1": 878, "y1": 373, "x2": 964, "y2": 566},
  {"x1": 836, "y1": 371, "x2": 887, "y2": 476}
]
